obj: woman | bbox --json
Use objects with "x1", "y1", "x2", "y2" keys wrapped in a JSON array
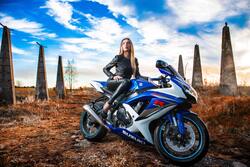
[{"x1": 101, "y1": 38, "x2": 147, "y2": 119}]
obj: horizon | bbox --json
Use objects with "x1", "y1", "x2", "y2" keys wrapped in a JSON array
[{"x1": 0, "y1": 0, "x2": 249, "y2": 88}]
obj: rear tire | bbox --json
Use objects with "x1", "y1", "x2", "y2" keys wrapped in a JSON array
[
  {"x1": 154, "y1": 114, "x2": 209, "y2": 165},
  {"x1": 80, "y1": 111, "x2": 107, "y2": 142}
]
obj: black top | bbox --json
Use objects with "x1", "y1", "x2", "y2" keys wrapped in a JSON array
[{"x1": 103, "y1": 55, "x2": 146, "y2": 80}]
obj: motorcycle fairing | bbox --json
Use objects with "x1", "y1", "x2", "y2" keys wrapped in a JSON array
[{"x1": 89, "y1": 64, "x2": 195, "y2": 145}]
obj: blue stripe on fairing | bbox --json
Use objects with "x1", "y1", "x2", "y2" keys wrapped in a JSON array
[
  {"x1": 159, "y1": 68, "x2": 172, "y2": 76},
  {"x1": 171, "y1": 76, "x2": 191, "y2": 90},
  {"x1": 106, "y1": 123, "x2": 151, "y2": 145},
  {"x1": 124, "y1": 89, "x2": 185, "y2": 105},
  {"x1": 145, "y1": 98, "x2": 159, "y2": 109}
]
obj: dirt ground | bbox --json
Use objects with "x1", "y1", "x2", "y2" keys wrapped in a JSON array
[{"x1": 0, "y1": 87, "x2": 249, "y2": 167}]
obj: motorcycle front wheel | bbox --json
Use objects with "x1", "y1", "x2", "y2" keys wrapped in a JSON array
[{"x1": 154, "y1": 114, "x2": 209, "y2": 165}]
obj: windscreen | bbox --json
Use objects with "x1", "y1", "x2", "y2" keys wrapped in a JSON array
[{"x1": 167, "y1": 65, "x2": 184, "y2": 79}]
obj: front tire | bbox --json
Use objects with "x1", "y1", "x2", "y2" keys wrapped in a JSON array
[
  {"x1": 80, "y1": 111, "x2": 107, "y2": 142},
  {"x1": 154, "y1": 114, "x2": 209, "y2": 165}
]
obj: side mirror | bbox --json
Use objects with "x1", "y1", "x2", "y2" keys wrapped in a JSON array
[{"x1": 156, "y1": 60, "x2": 168, "y2": 68}]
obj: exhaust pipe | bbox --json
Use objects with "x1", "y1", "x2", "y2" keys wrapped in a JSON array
[{"x1": 83, "y1": 104, "x2": 110, "y2": 130}]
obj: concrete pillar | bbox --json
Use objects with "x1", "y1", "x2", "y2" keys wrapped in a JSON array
[
  {"x1": 192, "y1": 44, "x2": 203, "y2": 88},
  {"x1": 219, "y1": 22, "x2": 238, "y2": 95},
  {"x1": 35, "y1": 42, "x2": 49, "y2": 100},
  {"x1": 56, "y1": 56, "x2": 66, "y2": 99},
  {"x1": 178, "y1": 54, "x2": 185, "y2": 79},
  {"x1": 0, "y1": 24, "x2": 16, "y2": 105}
]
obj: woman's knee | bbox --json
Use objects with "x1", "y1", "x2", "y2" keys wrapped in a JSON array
[
  {"x1": 122, "y1": 79, "x2": 130, "y2": 85},
  {"x1": 121, "y1": 79, "x2": 131, "y2": 90}
]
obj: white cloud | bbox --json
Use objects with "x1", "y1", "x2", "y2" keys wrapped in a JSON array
[
  {"x1": 56, "y1": 13, "x2": 134, "y2": 86},
  {"x1": 85, "y1": 16, "x2": 127, "y2": 43},
  {"x1": 136, "y1": 18, "x2": 175, "y2": 44},
  {"x1": 0, "y1": 13, "x2": 56, "y2": 39},
  {"x1": 88, "y1": 0, "x2": 135, "y2": 18},
  {"x1": 61, "y1": 0, "x2": 81, "y2": 2},
  {"x1": 88, "y1": 0, "x2": 140, "y2": 30},
  {"x1": 5, "y1": 0, "x2": 249, "y2": 87},
  {"x1": 166, "y1": 0, "x2": 250, "y2": 25},
  {"x1": 42, "y1": 0, "x2": 83, "y2": 31},
  {"x1": 59, "y1": 12, "x2": 130, "y2": 53},
  {"x1": 167, "y1": 0, "x2": 223, "y2": 25},
  {"x1": 12, "y1": 46, "x2": 30, "y2": 55},
  {"x1": 128, "y1": 19, "x2": 250, "y2": 86},
  {"x1": 57, "y1": 13, "x2": 250, "y2": 86}
]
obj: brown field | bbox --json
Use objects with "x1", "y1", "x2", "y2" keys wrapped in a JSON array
[{"x1": 0, "y1": 87, "x2": 250, "y2": 167}]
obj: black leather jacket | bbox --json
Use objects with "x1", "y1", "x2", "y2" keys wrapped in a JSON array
[{"x1": 103, "y1": 55, "x2": 147, "y2": 80}]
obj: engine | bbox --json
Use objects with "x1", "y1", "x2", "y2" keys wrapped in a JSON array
[{"x1": 113, "y1": 106, "x2": 133, "y2": 128}]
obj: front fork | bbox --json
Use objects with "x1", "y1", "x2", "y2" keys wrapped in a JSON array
[{"x1": 166, "y1": 110, "x2": 191, "y2": 136}]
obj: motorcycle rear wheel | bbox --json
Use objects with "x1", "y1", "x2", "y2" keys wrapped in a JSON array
[{"x1": 80, "y1": 111, "x2": 107, "y2": 141}]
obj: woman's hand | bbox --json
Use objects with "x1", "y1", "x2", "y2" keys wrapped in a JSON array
[{"x1": 113, "y1": 75, "x2": 123, "y2": 81}]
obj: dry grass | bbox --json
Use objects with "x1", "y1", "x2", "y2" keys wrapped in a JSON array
[{"x1": 0, "y1": 87, "x2": 249, "y2": 167}]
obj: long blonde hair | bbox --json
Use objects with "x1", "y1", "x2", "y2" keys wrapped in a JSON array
[{"x1": 119, "y1": 38, "x2": 136, "y2": 77}]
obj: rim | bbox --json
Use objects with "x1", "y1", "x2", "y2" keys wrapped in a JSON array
[
  {"x1": 83, "y1": 113, "x2": 100, "y2": 136},
  {"x1": 159, "y1": 117, "x2": 202, "y2": 159}
]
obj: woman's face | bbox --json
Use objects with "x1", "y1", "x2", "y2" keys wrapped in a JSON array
[{"x1": 121, "y1": 39, "x2": 131, "y2": 52}]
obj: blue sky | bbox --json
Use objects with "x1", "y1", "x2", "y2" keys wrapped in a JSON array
[{"x1": 0, "y1": 0, "x2": 250, "y2": 87}]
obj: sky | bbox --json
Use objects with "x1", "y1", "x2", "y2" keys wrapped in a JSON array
[{"x1": 0, "y1": 0, "x2": 249, "y2": 88}]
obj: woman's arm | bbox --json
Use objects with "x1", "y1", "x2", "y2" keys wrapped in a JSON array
[
  {"x1": 135, "y1": 58, "x2": 149, "y2": 80},
  {"x1": 103, "y1": 55, "x2": 119, "y2": 79}
]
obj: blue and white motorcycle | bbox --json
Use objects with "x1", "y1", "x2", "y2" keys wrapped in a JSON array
[{"x1": 80, "y1": 60, "x2": 209, "y2": 165}]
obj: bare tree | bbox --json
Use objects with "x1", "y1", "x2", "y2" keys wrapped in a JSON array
[
  {"x1": 15, "y1": 80, "x2": 22, "y2": 87},
  {"x1": 64, "y1": 59, "x2": 77, "y2": 91}
]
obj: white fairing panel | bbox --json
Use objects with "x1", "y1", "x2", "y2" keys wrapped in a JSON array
[
  {"x1": 90, "y1": 81, "x2": 104, "y2": 93},
  {"x1": 124, "y1": 103, "x2": 177, "y2": 144},
  {"x1": 123, "y1": 104, "x2": 140, "y2": 132},
  {"x1": 152, "y1": 80, "x2": 186, "y2": 99},
  {"x1": 134, "y1": 105, "x2": 176, "y2": 144},
  {"x1": 123, "y1": 81, "x2": 186, "y2": 144}
]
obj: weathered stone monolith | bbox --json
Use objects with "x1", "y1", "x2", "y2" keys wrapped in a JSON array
[
  {"x1": 35, "y1": 42, "x2": 49, "y2": 100},
  {"x1": 178, "y1": 54, "x2": 185, "y2": 79},
  {"x1": 0, "y1": 24, "x2": 16, "y2": 105},
  {"x1": 56, "y1": 56, "x2": 66, "y2": 99},
  {"x1": 219, "y1": 23, "x2": 238, "y2": 95},
  {"x1": 192, "y1": 44, "x2": 203, "y2": 88}
]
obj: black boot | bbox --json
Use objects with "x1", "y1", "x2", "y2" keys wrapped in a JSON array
[{"x1": 100, "y1": 109, "x2": 107, "y2": 120}]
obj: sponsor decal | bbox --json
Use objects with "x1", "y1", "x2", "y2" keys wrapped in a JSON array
[{"x1": 122, "y1": 130, "x2": 146, "y2": 144}]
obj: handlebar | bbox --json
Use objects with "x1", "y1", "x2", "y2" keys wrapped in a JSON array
[
  {"x1": 149, "y1": 75, "x2": 171, "y2": 88},
  {"x1": 150, "y1": 77, "x2": 161, "y2": 81},
  {"x1": 150, "y1": 75, "x2": 170, "y2": 82}
]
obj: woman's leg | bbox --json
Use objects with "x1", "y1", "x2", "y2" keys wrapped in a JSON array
[
  {"x1": 102, "y1": 79, "x2": 130, "y2": 113},
  {"x1": 107, "y1": 79, "x2": 130, "y2": 104}
]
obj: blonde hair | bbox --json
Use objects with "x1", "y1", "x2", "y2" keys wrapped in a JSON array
[{"x1": 119, "y1": 38, "x2": 136, "y2": 77}]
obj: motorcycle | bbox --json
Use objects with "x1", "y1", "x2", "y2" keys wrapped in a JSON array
[{"x1": 80, "y1": 60, "x2": 209, "y2": 165}]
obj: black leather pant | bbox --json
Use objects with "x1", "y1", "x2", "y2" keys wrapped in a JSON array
[{"x1": 107, "y1": 78, "x2": 131, "y2": 105}]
